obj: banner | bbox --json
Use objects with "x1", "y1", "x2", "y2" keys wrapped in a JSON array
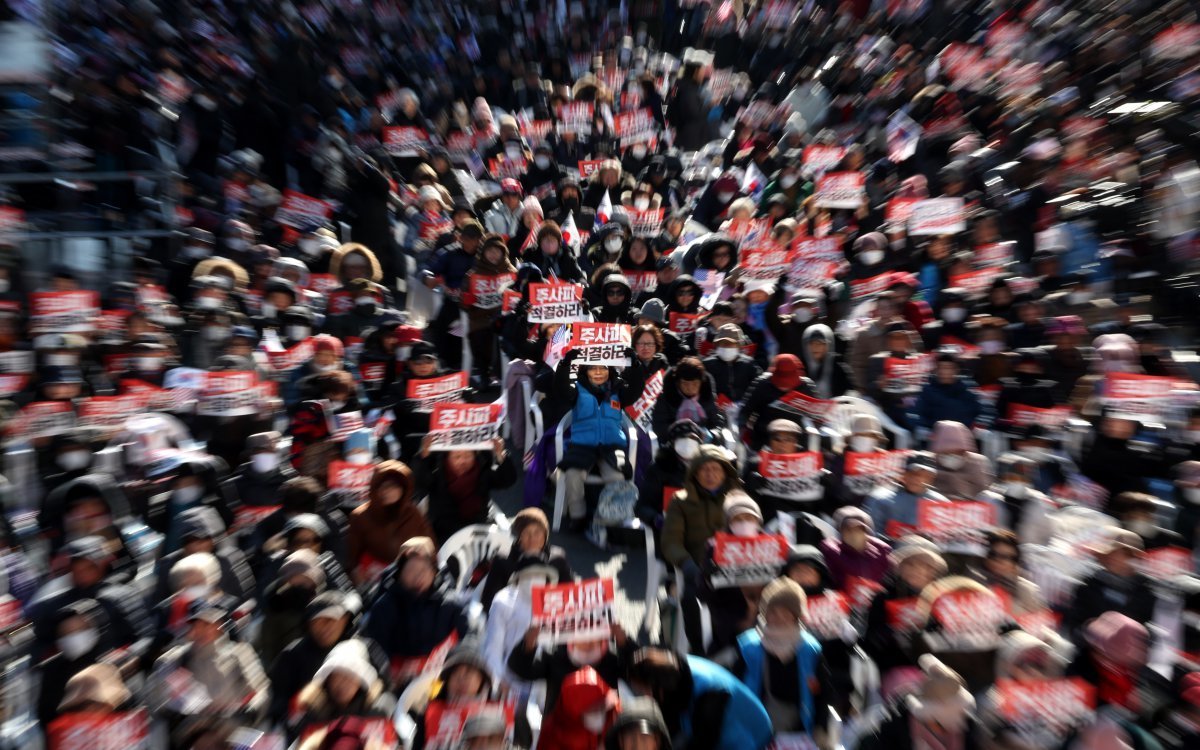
[
  {"x1": 47, "y1": 709, "x2": 151, "y2": 750},
  {"x1": 406, "y1": 372, "x2": 469, "y2": 413},
  {"x1": 908, "y1": 198, "x2": 965, "y2": 235},
  {"x1": 570, "y1": 323, "x2": 631, "y2": 366},
  {"x1": 917, "y1": 499, "x2": 997, "y2": 547},
  {"x1": 429, "y1": 402, "x2": 503, "y2": 451},
  {"x1": 710, "y1": 532, "x2": 790, "y2": 588},
  {"x1": 275, "y1": 190, "x2": 333, "y2": 229},
  {"x1": 740, "y1": 243, "x2": 794, "y2": 285},
  {"x1": 814, "y1": 172, "x2": 865, "y2": 209},
  {"x1": 558, "y1": 102, "x2": 594, "y2": 136},
  {"x1": 465, "y1": 273, "x2": 516, "y2": 310},
  {"x1": 628, "y1": 207, "x2": 665, "y2": 237},
  {"x1": 843, "y1": 450, "x2": 909, "y2": 496},
  {"x1": 993, "y1": 678, "x2": 1096, "y2": 750},
  {"x1": 6, "y1": 401, "x2": 75, "y2": 441},
  {"x1": 789, "y1": 237, "x2": 843, "y2": 288},
  {"x1": 625, "y1": 369, "x2": 664, "y2": 433},
  {"x1": 804, "y1": 591, "x2": 851, "y2": 641},
  {"x1": 531, "y1": 578, "x2": 615, "y2": 646},
  {"x1": 802, "y1": 145, "x2": 845, "y2": 176},
  {"x1": 383, "y1": 126, "x2": 429, "y2": 156},
  {"x1": 527, "y1": 282, "x2": 585, "y2": 324},
  {"x1": 423, "y1": 700, "x2": 516, "y2": 750},
  {"x1": 669, "y1": 312, "x2": 700, "y2": 335},
  {"x1": 613, "y1": 108, "x2": 657, "y2": 146},
  {"x1": 30, "y1": 291, "x2": 99, "y2": 333},
  {"x1": 757, "y1": 451, "x2": 824, "y2": 501}
]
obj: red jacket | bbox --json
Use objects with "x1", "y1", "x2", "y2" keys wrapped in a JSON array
[{"x1": 536, "y1": 667, "x2": 619, "y2": 750}]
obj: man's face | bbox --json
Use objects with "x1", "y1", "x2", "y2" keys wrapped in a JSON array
[
  {"x1": 308, "y1": 614, "x2": 348, "y2": 648},
  {"x1": 768, "y1": 432, "x2": 799, "y2": 453},
  {"x1": 400, "y1": 555, "x2": 435, "y2": 593},
  {"x1": 903, "y1": 467, "x2": 933, "y2": 495},
  {"x1": 461, "y1": 234, "x2": 481, "y2": 254},
  {"x1": 188, "y1": 619, "x2": 221, "y2": 648},
  {"x1": 936, "y1": 361, "x2": 957, "y2": 384},
  {"x1": 410, "y1": 358, "x2": 437, "y2": 377},
  {"x1": 657, "y1": 266, "x2": 678, "y2": 285},
  {"x1": 501, "y1": 194, "x2": 520, "y2": 211}
]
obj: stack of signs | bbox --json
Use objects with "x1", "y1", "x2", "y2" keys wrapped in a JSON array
[
  {"x1": 198, "y1": 371, "x2": 270, "y2": 417},
  {"x1": 804, "y1": 591, "x2": 851, "y2": 642},
  {"x1": 908, "y1": 198, "x2": 965, "y2": 236},
  {"x1": 275, "y1": 190, "x2": 334, "y2": 229},
  {"x1": 916, "y1": 499, "x2": 997, "y2": 550},
  {"x1": 613, "y1": 108, "x2": 657, "y2": 146},
  {"x1": 709, "y1": 532, "x2": 790, "y2": 588},
  {"x1": 428, "y1": 402, "x2": 504, "y2": 451},
  {"x1": 46, "y1": 708, "x2": 151, "y2": 750},
  {"x1": 5, "y1": 401, "x2": 76, "y2": 442},
  {"x1": 843, "y1": 450, "x2": 909, "y2": 497},
  {"x1": 883, "y1": 354, "x2": 933, "y2": 393},
  {"x1": 815, "y1": 172, "x2": 865, "y2": 209},
  {"x1": 757, "y1": 451, "x2": 824, "y2": 503},
  {"x1": 466, "y1": 273, "x2": 516, "y2": 310},
  {"x1": 407, "y1": 372, "x2": 469, "y2": 413},
  {"x1": 740, "y1": 243, "x2": 793, "y2": 292},
  {"x1": 570, "y1": 323, "x2": 632, "y2": 366},
  {"x1": 423, "y1": 701, "x2": 516, "y2": 750},
  {"x1": 789, "y1": 237, "x2": 843, "y2": 289},
  {"x1": 1006, "y1": 404, "x2": 1073, "y2": 430},
  {"x1": 993, "y1": 678, "x2": 1096, "y2": 750},
  {"x1": 1103, "y1": 373, "x2": 1189, "y2": 421},
  {"x1": 624, "y1": 369, "x2": 664, "y2": 432},
  {"x1": 802, "y1": 145, "x2": 846, "y2": 177},
  {"x1": 30, "y1": 291, "x2": 99, "y2": 333},
  {"x1": 927, "y1": 585, "x2": 1008, "y2": 651},
  {"x1": 558, "y1": 102, "x2": 595, "y2": 137},
  {"x1": 531, "y1": 578, "x2": 615, "y2": 647},
  {"x1": 383, "y1": 126, "x2": 429, "y2": 157},
  {"x1": 628, "y1": 207, "x2": 665, "y2": 238},
  {"x1": 528, "y1": 283, "x2": 585, "y2": 324}
]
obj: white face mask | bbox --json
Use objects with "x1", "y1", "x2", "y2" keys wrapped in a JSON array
[
  {"x1": 137, "y1": 357, "x2": 163, "y2": 372},
  {"x1": 605, "y1": 236, "x2": 623, "y2": 252},
  {"x1": 173, "y1": 484, "x2": 203, "y2": 504},
  {"x1": 731, "y1": 520, "x2": 759, "y2": 538},
  {"x1": 299, "y1": 238, "x2": 322, "y2": 257},
  {"x1": 568, "y1": 645, "x2": 606, "y2": 667},
  {"x1": 849, "y1": 436, "x2": 875, "y2": 453},
  {"x1": 182, "y1": 584, "x2": 209, "y2": 600},
  {"x1": 57, "y1": 450, "x2": 91, "y2": 471},
  {"x1": 942, "y1": 307, "x2": 967, "y2": 323},
  {"x1": 196, "y1": 295, "x2": 221, "y2": 310},
  {"x1": 717, "y1": 346, "x2": 740, "y2": 362},
  {"x1": 1002, "y1": 481, "x2": 1028, "y2": 499},
  {"x1": 396, "y1": 346, "x2": 412, "y2": 361},
  {"x1": 261, "y1": 302, "x2": 276, "y2": 318},
  {"x1": 226, "y1": 237, "x2": 249, "y2": 252},
  {"x1": 674, "y1": 438, "x2": 701, "y2": 460},
  {"x1": 57, "y1": 629, "x2": 99, "y2": 660},
  {"x1": 717, "y1": 191, "x2": 735, "y2": 203},
  {"x1": 761, "y1": 624, "x2": 802, "y2": 659},
  {"x1": 939, "y1": 453, "x2": 965, "y2": 470},
  {"x1": 860, "y1": 250, "x2": 884, "y2": 266},
  {"x1": 45, "y1": 353, "x2": 77, "y2": 367},
  {"x1": 286, "y1": 325, "x2": 309, "y2": 341},
  {"x1": 356, "y1": 296, "x2": 375, "y2": 308},
  {"x1": 251, "y1": 453, "x2": 279, "y2": 473},
  {"x1": 203, "y1": 326, "x2": 228, "y2": 342},
  {"x1": 1128, "y1": 519, "x2": 1156, "y2": 537},
  {"x1": 981, "y1": 339, "x2": 1004, "y2": 355},
  {"x1": 794, "y1": 308, "x2": 813, "y2": 323},
  {"x1": 534, "y1": 155, "x2": 550, "y2": 170},
  {"x1": 1184, "y1": 487, "x2": 1200, "y2": 504},
  {"x1": 328, "y1": 399, "x2": 346, "y2": 411},
  {"x1": 582, "y1": 712, "x2": 607, "y2": 734},
  {"x1": 780, "y1": 174, "x2": 799, "y2": 189},
  {"x1": 634, "y1": 197, "x2": 650, "y2": 211}
]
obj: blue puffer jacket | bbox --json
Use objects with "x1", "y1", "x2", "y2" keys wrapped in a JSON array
[
  {"x1": 737, "y1": 628, "x2": 823, "y2": 733},
  {"x1": 570, "y1": 384, "x2": 626, "y2": 448},
  {"x1": 681, "y1": 655, "x2": 774, "y2": 750},
  {"x1": 912, "y1": 378, "x2": 983, "y2": 431}
]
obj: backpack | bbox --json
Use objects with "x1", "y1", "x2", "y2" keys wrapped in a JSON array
[{"x1": 588, "y1": 480, "x2": 639, "y2": 549}]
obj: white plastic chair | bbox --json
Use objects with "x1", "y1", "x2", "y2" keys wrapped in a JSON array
[
  {"x1": 437, "y1": 524, "x2": 512, "y2": 599},
  {"x1": 822, "y1": 395, "x2": 912, "y2": 451},
  {"x1": 549, "y1": 412, "x2": 639, "y2": 531},
  {"x1": 392, "y1": 671, "x2": 438, "y2": 749}
]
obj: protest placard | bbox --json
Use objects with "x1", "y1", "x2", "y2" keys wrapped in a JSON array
[
  {"x1": 885, "y1": 197, "x2": 921, "y2": 227},
  {"x1": 740, "y1": 243, "x2": 794, "y2": 286},
  {"x1": 844, "y1": 576, "x2": 885, "y2": 614},
  {"x1": 941, "y1": 43, "x2": 992, "y2": 90},
  {"x1": 1153, "y1": 24, "x2": 1200, "y2": 59},
  {"x1": 614, "y1": 108, "x2": 657, "y2": 146},
  {"x1": 974, "y1": 241, "x2": 1015, "y2": 269},
  {"x1": 815, "y1": 172, "x2": 865, "y2": 209},
  {"x1": 917, "y1": 499, "x2": 997, "y2": 548},
  {"x1": 757, "y1": 451, "x2": 824, "y2": 501},
  {"x1": 694, "y1": 269, "x2": 727, "y2": 309},
  {"x1": 1103, "y1": 372, "x2": 1187, "y2": 419},
  {"x1": 423, "y1": 700, "x2": 517, "y2": 750},
  {"x1": 518, "y1": 118, "x2": 552, "y2": 145},
  {"x1": 558, "y1": 102, "x2": 594, "y2": 136},
  {"x1": 464, "y1": 273, "x2": 516, "y2": 310},
  {"x1": 429, "y1": 402, "x2": 503, "y2": 451},
  {"x1": 570, "y1": 323, "x2": 632, "y2": 366},
  {"x1": 626, "y1": 271, "x2": 658, "y2": 295},
  {"x1": 527, "y1": 282, "x2": 585, "y2": 323},
  {"x1": 884, "y1": 596, "x2": 925, "y2": 632},
  {"x1": 383, "y1": 126, "x2": 429, "y2": 156},
  {"x1": 804, "y1": 591, "x2": 851, "y2": 641},
  {"x1": 776, "y1": 391, "x2": 837, "y2": 423},
  {"x1": 883, "y1": 354, "x2": 933, "y2": 392},
  {"x1": 927, "y1": 586, "x2": 1008, "y2": 650},
  {"x1": 578, "y1": 160, "x2": 604, "y2": 180},
  {"x1": 77, "y1": 395, "x2": 143, "y2": 432},
  {"x1": 501, "y1": 289, "x2": 523, "y2": 314},
  {"x1": 47, "y1": 708, "x2": 151, "y2": 750},
  {"x1": 489, "y1": 156, "x2": 528, "y2": 181},
  {"x1": 5, "y1": 401, "x2": 75, "y2": 442},
  {"x1": 908, "y1": 198, "x2": 965, "y2": 235},
  {"x1": 406, "y1": 372, "x2": 469, "y2": 413},
  {"x1": 30, "y1": 291, "x2": 99, "y2": 333},
  {"x1": 850, "y1": 272, "x2": 892, "y2": 302},
  {"x1": 531, "y1": 578, "x2": 615, "y2": 646},
  {"x1": 1006, "y1": 404, "x2": 1072, "y2": 429},
  {"x1": 197, "y1": 371, "x2": 267, "y2": 417},
  {"x1": 802, "y1": 145, "x2": 846, "y2": 176},
  {"x1": 669, "y1": 312, "x2": 700, "y2": 335},
  {"x1": 275, "y1": 190, "x2": 333, "y2": 229},
  {"x1": 950, "y1": 267, "x2": 1003, "y2": 299},
  {"x1": 994, "y1": 678, "x2": 1095, "y2": 749},
  {"x1": 627, "y1": 207, "x2": 664, "y2": 237},
  {"x1": 789, "y1": 237, "x2": 843, "y2": 288},
  {"x1": 262, "y1": 332, "x2": 315, "y2": 373},
  {"x1": 738, "y1": 100, "x2": 788, "y2": 129},
  {"x1": 843, "y1": 450, "x2": 910, "y2": 496},
  {"x1": 390, "y1": 631, "x2": 459, "y2": 685},
  {"x1": 709, "y1": 532, "x2": 790, "y2": 588},
  {"x1": 625, "y1": 369, "x2": 664, "y2": 433},
  {"x1": 1137, "y1": 545, "x2": 1194, "y2": 580}
]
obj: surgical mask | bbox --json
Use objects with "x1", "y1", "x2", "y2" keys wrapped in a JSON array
[
  {"x1": 183, "y1": 244, "x2": 211, "y2": 259},
  {"x1": 674, "y1": 438, "x2": 701, "y2": 460},
  {"x1": 761, "y1": 624, "x2": 802, "y2": 659},
  {"x1": 534, "y1": 155, "x2": 550, "y2": 170},
  {"x1": 1128, "y1": 519, "x2": 1156, "y2": 537},
  {"x1": 794, "y1": 308, "x2": 813, "y2": 323},
  {"x1": 137, "y1": 357, "x2": 162, "y2": 372},
  {"x1": 183, "y1": 585, "x2": 209, "y2": 601},
  {"x1": 849, "y1": 436, "x2": 875, "y2": 453},
  {"x1": 634, "y1": 197, "x2": 650, "y2": 211},
  {"x1": 1068, "y1": 291, "x2": 1091, "y2": 306},
  {"x1": 568, "y1": 645, "x2": 606, "y2": 667},
  {"x1": 717, "y1": 191, "x2": 734, "y2": 203},
  {"x1": 45, "y1": 354, "x2": 77, "y2": 367},
  {"x1": 1003, "y1": 481, "x2": 1028, "y2": 499},
  {"x1": 860, "y1": 250, "x2": 884, "y2": 265},
  {"x1": 173, "y1": 485, "x2": 203, "y2": 504},
  {"x1": 717, "y1": 347, "x2": 740, "y2": 362},
  {"x1": 731, "y1": 520, "x2": 759, "y2": 538},
  {"x1": 252, "y1": 453, "x2": 279, "y2": 473},
  {"x1": 328, "y1": 399, "x2": 346, "y2": 411},
  {"x1": 605, "y1": 237, "x2": 623, "y2": 252},
  {"x1": 631, "y1": 145, "x2": 647, "y2": 159},
  {"x1": 347, "y1": 451, "x2": 372, "y2": 465},
  {"x1": 57, "y1": 629, "x2": 99, "y2": 660},
  {"x1": 203, "y1": 325, "x2": 228, "y2": 342},
  {"x1": 196, "y1": 295, "x2": 221, "y2": 310},
  {"x1": 396, "y1": 346, "x2": 412, "y2": 361},
  {"x1": 261, "y1": 302, "x2": 276, "y2": 318},
  {"x1": 57, "y1": 450, "x2": 91, "y2": 471},
  {"x1": 286, "y1": 325, "x2": 309, "y2": 341},
  {"x1": 980, "y1": 340, "x2": 1004, "y2": 355},
  {"x1": 582, "y1": 712, "x2": 607, "y2": 734},
  {"x1": 355, "y1": 296, "x2": 375, "y2": 309},
  {"x1": 226, "y1": 237, "x2": 249, "y2": 252},
  {"x1": 939, "y1": 453, "x2": 965, "y2": 470},
  {"x1": 1184, "y1": 487, "x2": 1200, "y2": 505},
  {"x1": 299, "y1": 238, "x2": 322, "y2": 257},
  {"x1": 780, "y1": 174, "x2": 799, "y2": 189},
  {"x1": 942, "y1": 307, "x2": 967, "y2": 323}
]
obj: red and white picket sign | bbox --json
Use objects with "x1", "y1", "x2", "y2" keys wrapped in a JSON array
[
  {"x1": 406, "y1": 372, "x2": 469, "y2": 413},
  {"x1": 557, "y1": 101, "x2": 594, "y2": 136},
  {"x1": 844, "y1": 576, "x2": 885, "y2": 614},
  {"x1": 804, "y1": 591, "x2": 851, "y2": 641},
  {"x1": 884, "y1": 354, "x2": 933, "y2": 391},
  {"x1": 625, "y1": 369, "x2": 664, "y2": 433},
  {"x1": 843, "y1": 450, "x2": 910, "y2": 496},
  {"x1": 974, "y1": 241, "x2": 1015, "y2": 269},
  {"x1": 518, "y1": 118, "x2": 553, "y2": 145},
  {"x1": 949, "y1": 267, "x2": 1002, "y2": 298},
  {"x1": 1006, "y1": 403, "x2": 1073, "y2": 429},
  {"x1": 489, "y1": 156, "x2": 528, "y2": 181},
  {"x1": 917, "y1": 499, "x2": 997, "y2": 548},
  {"x1": 30, "y1": 291, "x2": 99, "y2": 333},
  {"x1": 531, "y1": 578, "x2": 615, "y2": 646},
  {"x1": 1138, "y1": 546, "x2": 1194, "y2": 579},
  {"x1": 429, "y1": 402, "x2": 504, "y2": 451},
  {"x1": 627, "y1": 206, "x2": 665, "y2": 237},
  {"x1": 801, "y1": 145, "x2": 845, "y2": 176},
  {"x1": 758, "y1": 451, "x2": 824, "y2": 501},
  {"x1": 928, "y1": 586, "x2": 1008, "y2": 649},
  {"x1": 814, "y1": 172, "x2": 865, "y2": 209},
  {"x1": 885, "y1": 197, "x2": 921, "y2": 227},
  {"x1": 570, "y1": 323, "x2": 632, "y2": 366},
  {"x1": 908, "y1": 198, "x2": 965, "y2": 235},
  {"x1": 198, "y1": 371, "x2": 265, "y2": 416},
  {"x1": 626, "y1": 271, "x2": 658, "y2": 295},
  {"x1": 710, "y1": 532, "x2": 790, "y2": 588},
  {"x1": 391, "y1": 631, "x2": 459, "y2": 686},
  {"x1": 275, "y1": 189, "x2": 333, "y2": 229},
  {"x1": 740, "y1": 243, "x2": 794, "y2": 283},
  {"x1": 850, "y1": 272, "x2": 892, "y2": 302},
  {"x1": 577, "y1": 159, "x2": 604, "y2": 179},
  {"x1": 527, "y1": 282, "x2": 585, "y2": 323},
  {"x1": 669, "y1": 312, "x2": 700, "y2": 335},
  {"x1": 47, "y1": 709, "x2": 151, "y2": 750},
  {"x1": 383, "y1": 126, "x2": 429, "y2": 156},
  {"x1": 994, "y1": 678, "x2": 1096, "y2": 748},
  {"x1": 263, "y1": 336, "x2": 315, "y2": 374},
  {"x1": 885, "y1": 596, "x2": 925, "y2": 632},
  {"x1": 941, "y1": 43, "x2": 992, "y2": 89},
  {"x1": 1104, "y1": 372, "x2": 1189, "y2": 418},
  {"x1": 77, "y1": 395, "x2": 143, "y2": 431},
  {"x1": 1152, "y1": 24, "x2": 1200, "y2": 60},
  {"x1": 776, "y1": 391, "x2": 837, "y2": 422},
  {"x1": 614, "y1": 108, "x2": 657, "y2": 145},
  {"x1": 465, "y1": 273, "x2": 516, "y2": 310},
  {"x1": 423, "y1": 699, "x2": 517, "y2": 750}
]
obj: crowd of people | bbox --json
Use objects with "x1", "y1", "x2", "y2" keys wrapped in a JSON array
[{"x1": 1, "y1": 0, "x2": 1200, "y2": 748}]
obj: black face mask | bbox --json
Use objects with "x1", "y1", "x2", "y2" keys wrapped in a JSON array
[{"x1": 561, "y1": 196, "x2": 580, "y2": 212}]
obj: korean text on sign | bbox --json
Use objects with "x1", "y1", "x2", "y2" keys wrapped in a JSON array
[
  {"x1": 531, "y1": 578, "x2": 615, "y2": 646},
  {"x1": 429, "y1": 402, "x2": 503, "y2": 451}
]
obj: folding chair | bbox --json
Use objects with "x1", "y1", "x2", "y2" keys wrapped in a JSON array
[
  {"x1": 549, "y1": 413, "x2": 639, "y2": 532},
  {"x1": 437, "y1": 524, "x2": 512, "y2": 600},
  {"x1": 392, "y1": 671, "x2": 438, "y2": 749},
  {"x1": 822, "y1": 396, "x2": 912, "y2": 451}
]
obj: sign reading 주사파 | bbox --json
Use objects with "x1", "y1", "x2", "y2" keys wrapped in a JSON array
[
  {"x1": 917, "y1": 499, "x2": 997, "y2": 547},
  {"x1": 757, "y1": 451, "x2": 824, "y2": 501},
  {"x1": 710, "y1": 532, "x2": 790, "y2": 588},
  {"x1": 570, "y1": 323, "x2": 632, "y2": 366},
  {"x1": 815, "y1": 172, "x2": 865, "y2": 209},
  {"x1": 843, "y1": 450, "x2": 909, "y2": 495},
  {"x1": 466, "y1": 273, "x2": 516, "y2": 310},
  {"x1": 908, "y1": 198, "x2": 965, "y2": 235},
  {"x1": 928, "y1": 587, "x2": 1007, "y2": 651},
  {"x1": 275, "y1": 190, "x2": 333, "y2": 229},
  {"x1": 558, "y1": 102, "x2": 594, "y2": 136},
  {"x1": 994, "y1": 678, "x2": 1095, "y2": 749},
  {"x1": 406, "y1": 372, "x2": 469, "y2": 413},
  {"x1": 429, "y1": 402, "x2": 503, "y2": 451},
  {"x1": 382, "y1": 126, "x2": 429, "y2": 156},
  {"x1": 527, "y1": 283, "x2": 585, "y2": 323},
  {"x1": 327, "y1": 460, "x2": 374, "y2": 503},
  {"x1": 614, "y1": 108, "x2": 657, "y2": 146},
  {"x1": 30, "y1": 291, "x2": 100, "y2": 333},
  {"x1": 423, "y1": 700, "x2": 517, "y2": 750},
  {"x1": 531, "y1": 578, "x2": 615, "y2": 646},
  {"x1": 802, "y1": 145, "x2": 846, "y2": 176},
  {"x1": 804, "y1": 591, "x2": 851, "y2": 641},
  {"x1": 198, "y1": 371, "x2": 268, "y2": 416},
  {"x1": 790, "y1": 237, "x2": 842, "y2": 288},
  {"x1": 1103, "y1": 372, "x2": 1187, "y2": 418},
  {"x1": 625, "y1": 369, "x2": 664, "y2": 432},
  {"x1": 47, "y1": 709, "x2": 151, "y2": 750},
  {"x1": 627, "y1": 207, "x2": 664, "y2": 237},
  {"x1": 740, "y1": 243, "x2": 794, "y2": 283}
]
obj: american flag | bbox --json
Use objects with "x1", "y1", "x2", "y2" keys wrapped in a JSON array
[
  {"x1": 329, "y1": 409, "x2": 365, "y2": 442},
  {"x1": 887, "y1": 111, "x2": 922, "y2": 164}
]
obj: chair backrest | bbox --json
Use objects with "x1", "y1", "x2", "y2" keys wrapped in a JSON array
[
  {"x1": 827, "y1": 396, "x2": 912, "y2": 450},
  {"x1": 437, "y1": 524, "x2": 512, "y2": 594},
  {"x1": 393, "y1": 671, "x2": 438, "y2": 745},
  {"x1": 1020, "y1": 543, "x2": 1098, "y2": 610}
]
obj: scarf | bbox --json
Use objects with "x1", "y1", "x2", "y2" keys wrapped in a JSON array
[
  {"x1": 445, "y1": 459, "x2": 485, "y2": 521},
  {"x1": 676, "y1": 395, "x2": 705, "y2": 424}
]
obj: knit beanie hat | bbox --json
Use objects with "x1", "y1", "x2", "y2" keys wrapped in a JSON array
[{"x1": 760, "y1": 577, "x2": 807, "y2": 621}]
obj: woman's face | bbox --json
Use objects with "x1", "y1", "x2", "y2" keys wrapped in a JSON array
[
  {"x1": 675, "y1": 287, "x2": 696, "y2": 307},
  {"x1": 634, "y1": 333, "x2": 657, "y2": 362},
  {"x1": 696, "y1": 461, "x2": 725, "y2": 492},
  {"x1": 446, "y1": 450, "x2": 477, "y2": 474},
  {"x1": 678, "y1": 377, "x2": 701, "y2": 398},
  {"x1": 519, "y1": 524, "x2": 547, "y2": 554},
  {"x1": 447, "y1": 665, "x2": 485, "y2": 699},
  {"x1": 326, "y1": 670, "x2": 361, "y2": 707},
  {"x1": 808, "y1": 338, "x2": 828, "y2": 360},
  {"x1": 900, "y1": 558, "x2": 938, "y2": 591},
  {"x1": 400, "y1": 556, "x2": 435, "y2": 593},
  {"x1": 586, "y1": 365, "x2": 610, "y2": 386},
  {"x1": 484, "y1": 246, "x2": 505, "y2": 266},
  {"x1": 630, "y1": 241, "x2": 648, "y2": 265},
  {"x1": 711, "y1": 246, "x2": 732, "y2": 270}
]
